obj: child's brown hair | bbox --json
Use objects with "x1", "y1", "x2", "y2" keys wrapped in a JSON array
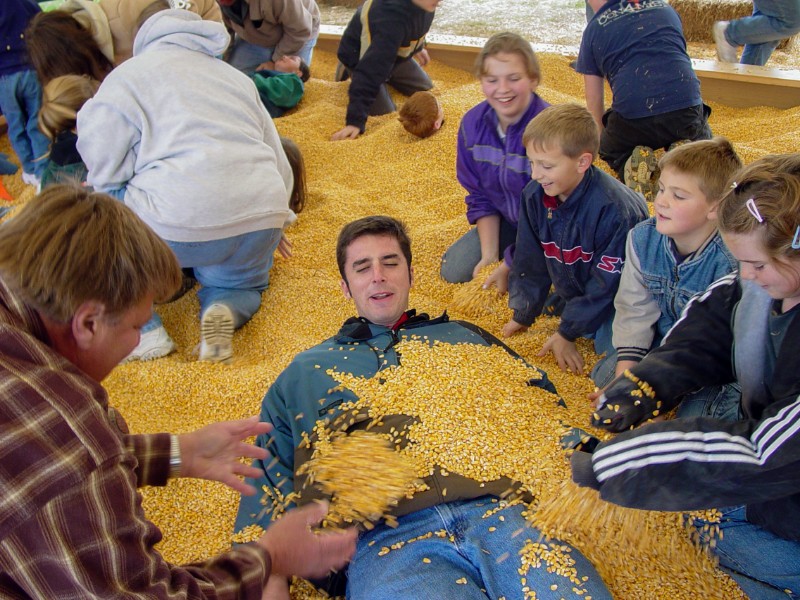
[
  {"x1": 280, "y1": 136, "x2": 307, "y2": 214},
  {"x1": 25, "y1": 11, "x2": 113, "y2": 85},
  {"x1": 522, "y1": 104, "x2": 599, "y2": 159},
  {"x1": 474, "y1": 32, "x2": 541, "y2": 83},
  {"x1": 658, "y1": 137, "x2": 742, "y2": 203},
  {"x1": 38, "y1": 75, "x2": 100, "y2": 140},
  {"x1": 398, "y1": 91, "x2": 441, "y2": 139},
  {"x1": 718, "y1": 153, "x2": 800, "y2": 263}
]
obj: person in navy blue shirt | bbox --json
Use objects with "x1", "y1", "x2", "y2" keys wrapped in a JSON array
[{"x1": 576, "y1": 0, "x2": 712, "y2": 200}]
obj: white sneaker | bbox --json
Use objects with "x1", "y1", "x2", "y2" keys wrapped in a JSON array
[
  {"x1": 123, "y1": 325, "x2": 175, "y2": 362},
  {"x1": 713, "y1": 21, "x2": 738, "y2": 63},
  {"x1": 22, "y1": 171, "x2": 41, "y2": 192},
  {"x1": 199, "y1": 304, "x2": 234, "y2": 363}
]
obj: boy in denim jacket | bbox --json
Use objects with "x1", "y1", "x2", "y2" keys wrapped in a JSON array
[{"x1": 591, "y1": 137, "x2": 743, "y2": 419}]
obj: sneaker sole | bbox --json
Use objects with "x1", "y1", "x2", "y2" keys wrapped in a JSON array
[{"x1": 200, "y1": 307, "x2": 234, "y2": 363}]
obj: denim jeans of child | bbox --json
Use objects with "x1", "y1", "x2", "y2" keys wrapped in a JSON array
[
  {"x1": 0, "y1": 69, "x2": 50, "y2": 177},
  {"x1": 143, "y1": 227, "x2": 282, "y2": 333},
  {"x1": 368, "y1": 58, "x2": 433, "y2": 117},
  {"x1": 347, "y1": 496, "x2": 613, "y2": 599},
  {"x1": 590, "y1": 350, "x2": 742, "y2": 422},
  {"x1": 228, "y1": 35, "x2": 317, "y2": 72},
  {"x1": 440, "y1": 219, "x2": 517, "y2": 284},
  {"x1": 727, "y1": 0, "x2": 800, "y2": 65},
  {"x1": 693, "y1": 506, "x2": 800, "y2": 599}
]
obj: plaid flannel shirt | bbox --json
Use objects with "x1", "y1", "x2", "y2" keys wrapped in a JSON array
[{"x1": 0, "y1": 280, "x2": 270, "y2": 598}]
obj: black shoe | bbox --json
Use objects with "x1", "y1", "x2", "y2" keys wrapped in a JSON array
[
  {"x1": 334, "y1": 61, "x2": 350, "y2": 82},
  {"x1": 165, "y1": 268, "x2": 197, "y2": 303}
]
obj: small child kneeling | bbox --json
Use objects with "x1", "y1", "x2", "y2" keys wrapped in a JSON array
[{"x1": 38, "y1": 74, "x2": 99, "y2": 188}]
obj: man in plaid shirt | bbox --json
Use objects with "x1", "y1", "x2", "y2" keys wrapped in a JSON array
[{"x1": 0, "y1": 184, "x2": 355, "y2": 598}]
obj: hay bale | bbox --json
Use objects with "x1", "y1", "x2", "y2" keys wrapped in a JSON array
[
  {"x1": 319, "y1": 0, "x2": 362, "y2": 9},
  {"x1": 672, "y1": 0, "x2": 795, "y2": 51}
]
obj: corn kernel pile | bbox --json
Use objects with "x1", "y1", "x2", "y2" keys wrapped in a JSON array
[
  {"x1": 288, "y1": 338, "x2": 742, "y2": 599},
  {"x1": 449, "y1": 262, "x2": 508, "y2": 319},
  {"x1": 297, "y1": 429, "x2": 422, "y2": 529},
  {"x1": 2, "y1": 44, "x2": 798, "y2": 599}
]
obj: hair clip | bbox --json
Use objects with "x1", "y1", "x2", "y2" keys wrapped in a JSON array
[
  {"x1": 746, "y1": 198, "x2": 763, "y2": 223},
  {"x1": 730, "y1": 181, "x2": 737, "y2": 189},
  {"x1": 793, "y1": 226, "x2": 800, "y2": 250}
]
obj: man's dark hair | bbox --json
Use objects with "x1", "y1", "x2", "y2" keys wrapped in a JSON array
[{"x1": 336, "y1": 216, "x2": 412, "y2": 281}]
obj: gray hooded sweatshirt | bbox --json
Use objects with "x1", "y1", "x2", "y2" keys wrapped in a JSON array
[{"x1": 78, "y1": 9, "x2": 293, "y2": 243}]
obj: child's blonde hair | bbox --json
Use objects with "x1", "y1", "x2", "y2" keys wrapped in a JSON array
[
  {"x1": 659, "y1": 137, "x2": 742, "y2": 203},
  {"x1": 718, "y1": 153, "x2": 800, "y2": 263},
  {"x1": 38, "y1": 75, "x2": 100, "y2": 140},
  {"x1": 522, "y1": 104, "x2": 599, "y2": 159},
  {"x1": 398, "y1": 91, "x2": 441, "y2": 138},
  {"x1": 474, "y1": 32, "x2": 541, "y2": 82}
]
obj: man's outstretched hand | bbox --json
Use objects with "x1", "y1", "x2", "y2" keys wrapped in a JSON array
[{"x1": 178, "y1": 416, "x2": 273, "y2": 495}]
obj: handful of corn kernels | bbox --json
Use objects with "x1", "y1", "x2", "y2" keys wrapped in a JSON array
[{"x1": 297, "y1": 430, "x2": 422, "y2": 530}]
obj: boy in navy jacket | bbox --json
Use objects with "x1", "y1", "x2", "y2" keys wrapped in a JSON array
[{"x1": 498, "y1": 104, "x2": 648, "y2": 374}]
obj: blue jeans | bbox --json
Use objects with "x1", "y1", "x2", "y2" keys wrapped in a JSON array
[
  {"x1": 590, "y1": 350, "x2": 742, "y2": 424},
  {"x1": 227, "y1": 35, "x2": 317, "y2": 72},
  {"x1": 588, "y1": 314, "x2": 614, "y2": 358},
  {"x1": 0, "y1": 69, "x2": 50, "y2": 177},
  {"x1": 346, "y1": 496, "x2": 612, "y2": 600},
  {"x1": 143, "y1": 228, "x2": 282, "y2": 333},
  {"x1": 693, "y1": 506, "x2": 800, "y2": 599},
  {"x1": 440, "y1": 219, "x2": 517, "y2": 283},
  {"x1": 726, "y1": 0, "x2": 800, "y2": 65}
]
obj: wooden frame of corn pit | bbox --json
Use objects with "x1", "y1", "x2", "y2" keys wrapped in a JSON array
[{"x1": 316, "y1": 27, "x2": 800, "y2": 110}]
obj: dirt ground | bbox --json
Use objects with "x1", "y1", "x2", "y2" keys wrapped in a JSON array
[{"x1": 319, "y1": 0, "x2": 800, "y2": 67}]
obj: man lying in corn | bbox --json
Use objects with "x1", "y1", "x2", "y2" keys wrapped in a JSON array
[{"x1": 235, "y1": 215, "x2": 613, "y2": 599}]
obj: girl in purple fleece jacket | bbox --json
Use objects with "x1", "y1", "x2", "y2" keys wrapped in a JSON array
[{"x1": 440, "y1": 32, "x2": 549, "y2": 286}]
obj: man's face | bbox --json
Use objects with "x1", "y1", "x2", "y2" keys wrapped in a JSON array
[
  {"x1": 340, "y1": 234, "x2": 413, "y2": 327},
  {"x1": 76, "y1": 294, "x2": 154, "y2": 382}
]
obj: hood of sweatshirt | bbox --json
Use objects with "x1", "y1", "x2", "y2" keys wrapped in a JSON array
[{"x1": 133, "y1": 8, "x2": 229, "y2": 58}]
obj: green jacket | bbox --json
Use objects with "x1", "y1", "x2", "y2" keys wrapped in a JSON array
[{"x1": 252, "y1": 69, "x2": 304, "y2": 118}]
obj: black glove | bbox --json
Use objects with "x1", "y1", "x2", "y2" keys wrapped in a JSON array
[
  {"x1": 559, "y1": 426, "x2": 600, "y2": 453},
  {"x1": 570, "y1": 449, "x2": 601, "y2": 490},
  {"x1": 590, "y1": 374, "x2": 659, "y2": 432}
]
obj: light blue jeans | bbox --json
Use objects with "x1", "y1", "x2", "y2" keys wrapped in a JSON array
[
  {"x1": 0, "y1": 69, "x2": 50, "y2": 178},
  {"x1": 346, "y1": 496, "x2": 612, "y2": 600},
  {"x1": 144, "y1": 228, "x2": 282, "y2": 333},
  {"x1": 725, "y1": 0, "x2": 800, "y2": 65},
  {"x1": 693, "y1": 506, "x2": 800, "y2": 599},
  {"x1": 227, "y1": 35, "x2": 317, "y2": 72}
]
